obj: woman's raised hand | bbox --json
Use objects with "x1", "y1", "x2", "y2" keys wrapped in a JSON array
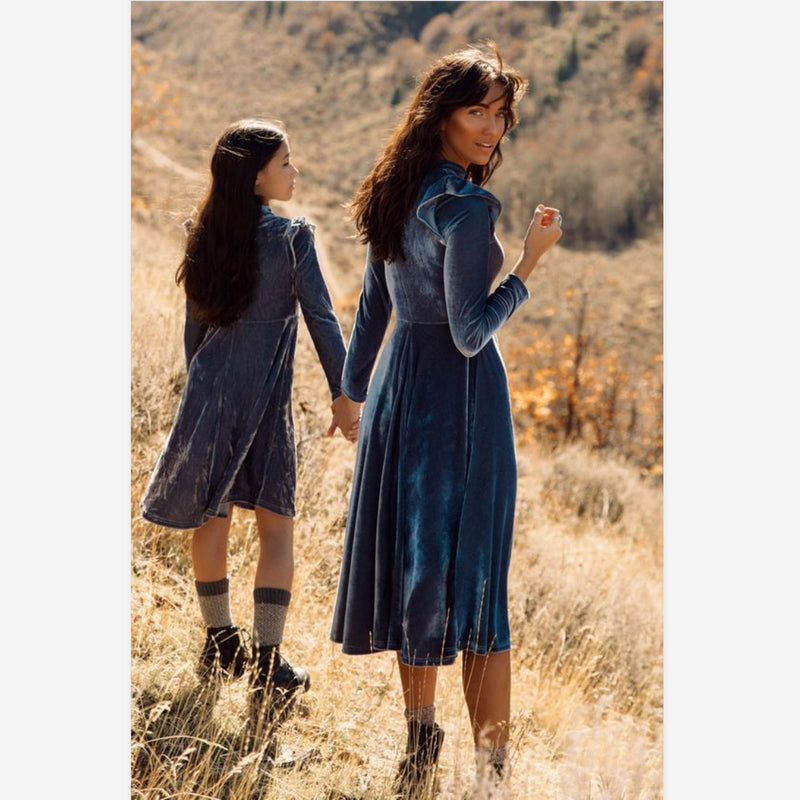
[
  {"x1": 512, "y1": 203, "x2": 563, "y2": 283},
  {"x1": 327, "y1": 394, "x2": 362, "y2": 442},
  {"x1": 524, "y1": 203, "x2": 562, "y2": 258}
]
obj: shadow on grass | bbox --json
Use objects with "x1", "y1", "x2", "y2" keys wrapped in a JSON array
[
  {"x1": 132, "y1": 679, "x2": 326, "y2": 798},
  {"x1": 131, "y1": 680, "x2": 273, "y2": 797}
]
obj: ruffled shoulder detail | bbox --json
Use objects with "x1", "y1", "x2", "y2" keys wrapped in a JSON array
[
  {"x1": 416, "y1": 171, "x2": 501, "y2": 242},
  {"x1": 257, "y1": 207, "x2": 315, "y2": 240},
  {"x1": 287, "y1": 215, "x2": 315, "y2": 238}
]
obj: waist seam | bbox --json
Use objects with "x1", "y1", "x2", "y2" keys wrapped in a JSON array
[{"x1": 394, "y1": 318, "x2": 450, "y2": 326}]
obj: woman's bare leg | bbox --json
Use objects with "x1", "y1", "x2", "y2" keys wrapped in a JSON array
[
  {"x1": 461, "y1": 650, "x2": 511, "y2": 749},
  {"x1": 397, "y1": 653, "x2": 438, "y2": 712},
  {"x1": 393, "y1": 654, "x2": 443, "y2": 794}
]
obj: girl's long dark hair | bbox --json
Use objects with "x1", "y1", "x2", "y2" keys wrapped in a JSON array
[
  {"x1": 350, "y1": 44, "x2": 526, "y2": 263},
  {"x1": 176, "y1": 119, "x2": 285, "y2": 326}
]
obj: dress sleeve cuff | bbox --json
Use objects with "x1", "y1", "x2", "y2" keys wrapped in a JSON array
[{"x1": 502, "y1": 272, "x2": 531, "y2": 306}]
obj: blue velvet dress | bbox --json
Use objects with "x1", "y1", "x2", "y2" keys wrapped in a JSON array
[
  {"x1": 141, "y1": 207, "x2": 346, "y2": 529},
  {"x1": 330, "y1": 160, "x2": 530, "y2": 666}
]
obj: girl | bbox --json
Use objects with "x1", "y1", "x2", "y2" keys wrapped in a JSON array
[
  {"x1": 141, "y1": 119, "x2": 357, "y2": 737},
  {"x1": 330, "y1": 46, "x2": 562, "y2": 794}
]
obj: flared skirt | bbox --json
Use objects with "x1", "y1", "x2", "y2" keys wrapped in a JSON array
[{"x1": 330, "y1": 320, "x2": 517, "y2": 665}]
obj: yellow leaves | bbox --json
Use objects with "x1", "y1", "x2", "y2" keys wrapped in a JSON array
[
  {"x1": 154, "y1": 81, "x2": 170, "y2": 101},
  {"x1": 507, "y1": 329, "x2": 662, "y2": 473},
  {"x1": 131, "y1": 45, "x2": 147, "y2": 74},
  {"x1": 131, "y1": 42, "x2": 182, "y2": 134}
]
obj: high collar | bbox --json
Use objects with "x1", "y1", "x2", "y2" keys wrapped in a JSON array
[{"x1": 435, "y1": 158, "x2": 468, "y2": 178}]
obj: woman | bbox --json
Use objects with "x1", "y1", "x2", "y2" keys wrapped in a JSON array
[
  {"x1": 140, "y1": 119, "x2": 357, "y2": 743},
  {"x1": 330, "y1": 46, "x2": 562, "y2": 794}
]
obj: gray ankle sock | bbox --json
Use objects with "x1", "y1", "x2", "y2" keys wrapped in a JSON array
[
  {"x1": 195, "y1": 578, "x2": 233, "y2": 628},
  {"x1": 404, "y1": 704, "x2": 436, "y2": 727},
  {"x1": 253, "y1": 587, "x2": 291, "y2": 647}
]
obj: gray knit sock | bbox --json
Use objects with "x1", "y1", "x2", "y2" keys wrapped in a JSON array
[
  {"x1": 195, "y1": 578, "x2": 233, "y2": 628},
  {"x1": 253, "y1": 587, "x2": 291, "y2": 647},
  {"x1": 404, "y1": 704, "x2": 436, "y2": 728}
]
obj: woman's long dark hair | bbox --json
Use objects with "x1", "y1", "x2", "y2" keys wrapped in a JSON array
[
  {"x1": 350, "y1": 44, "x2": 526, "y2": 263},
  {"x1": 176, "y1": 119, "x2": 286, "y2": 326}
]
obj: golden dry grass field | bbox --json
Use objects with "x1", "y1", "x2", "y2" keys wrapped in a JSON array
[{"x1": 131, "y1": 3, "x2": 663, "y2": 798}]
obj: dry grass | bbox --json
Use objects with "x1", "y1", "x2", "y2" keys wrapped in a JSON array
[{"x1": 131, "y1": 4, "x2": 662, "y2": 797}]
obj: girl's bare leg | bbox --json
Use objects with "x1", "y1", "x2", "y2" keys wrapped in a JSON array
[
  {"x1": 254, "y1": 506, "x2": 294, "y2": 590},
  {"x1": 191, "y1": 510, "x2": 243, "y2": 680},
  {"x1": 249, "y1": 506, "x2": 308, "y2": 732},
  {"x1": 192, "y1": 512, "x2": 232, "y2": 582}
]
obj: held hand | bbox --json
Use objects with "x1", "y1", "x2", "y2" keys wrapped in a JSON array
[{"x1": 327, "y1": 394, "x2": 363, "y2": 443}]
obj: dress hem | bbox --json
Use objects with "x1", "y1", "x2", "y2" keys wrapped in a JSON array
[
  {"x1": 141, "y1": 497, "x2": 295, "y2": 530},
  {"x1": 331, "y1": 637, "x2": 512, "y2": 666}
]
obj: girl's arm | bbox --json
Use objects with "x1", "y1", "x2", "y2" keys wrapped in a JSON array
[{"x1": 292, "y1": 225, "x2": 347, "y2": 399}]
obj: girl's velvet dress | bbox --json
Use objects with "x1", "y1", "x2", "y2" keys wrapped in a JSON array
[
  {"x1": 141, "y1": 208, "x2": 346, "y2": 528},
  {"x1": 330, "y1": 160, "x2": 530, "y2": 666}
]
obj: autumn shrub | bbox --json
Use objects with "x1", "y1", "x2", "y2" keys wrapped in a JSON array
[
  {"x1": 505, "y1": 284, "x2": 663, "y2": 476},
  {"x1": 634, "y1": 34, "x2": 663, "y2": 111},
  {"x1": 131, "y1": 43, "x2": 182, "y2": 135},
  {"x1": 498, "y1": 130, "x2": 660, "y2": 251},
  {"x1": 622, "y1": 15, "x2": 652, "y2": 70}
]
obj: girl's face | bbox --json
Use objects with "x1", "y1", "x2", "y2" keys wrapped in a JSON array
[
  {"x1": 439, "y1": 82, "x2": 509, "y2": 169},
  {"x1": 254, "y1": 140, "x2": 299, "y2": 204}
]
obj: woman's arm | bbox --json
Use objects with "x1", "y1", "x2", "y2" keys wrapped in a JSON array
[
  {"x1": 438, "y1": 195, "x2": 530, "y2": 358},
  {"x1": 340, "y1": 246, "x2": 393, "y2": 402}
]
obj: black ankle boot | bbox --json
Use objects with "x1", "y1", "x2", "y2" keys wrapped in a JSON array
[
  {"x1": 247, "y1": 644, "x2": 310, "y2": 750},
  {"x1": 252, "y1": 644, "x2": 311, "y2": 694},
  {"x1": 197, "y1": 625, "x2": 249, "y2": 681},
  {"x1": 392, "y1": 719, "x2": 445, "y2": 798}
]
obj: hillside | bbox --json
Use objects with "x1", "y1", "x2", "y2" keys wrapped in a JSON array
[
  {"x1": 131, "y1": 3, "x2": 663, "y2": 798},
  {"x1": 132, "y1": 1, "x2": 662, "y2": 252}
]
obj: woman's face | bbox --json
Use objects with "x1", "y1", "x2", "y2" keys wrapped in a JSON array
[
  {"x1": 254, "y1": 139, "x2": 299, "y2": 204},
  {"x1": 439, "y1": 82, "x2": 509, "y2": 169}
]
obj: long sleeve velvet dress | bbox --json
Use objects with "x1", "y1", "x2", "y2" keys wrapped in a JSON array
[
  {"x1": 330, "y1": 159, "x2": 530, "y2": 666},
  {"x1": 141, "y1": 207, "x2": 346, "y2": 529}
]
